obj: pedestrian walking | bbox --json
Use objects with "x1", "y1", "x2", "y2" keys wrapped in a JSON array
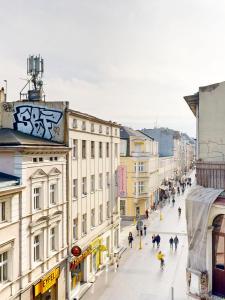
[
  {"x1": 172, "y1": 197, "x2": 175, "y2": 207},
  {"x1": 177, "y1": 186, "x2": 180, "y2": 195},
  {"x1": 136, "y1": 224, "x2": 139, "y2": 236},
  {"x1": 144, "y1": 224, "x2": 147, "y2": 236},
  {"x1": 156, "y1": 234, "x2": 161, "y2": 248},
  {"x1": 114, "y1": 254, "x2": 119, "y2": 272},
  {"x1": 145, "y1": 209, "x2": 149, "y2": 219},
  {"x1": 157, "y1": 251, "x2": 165, "y2": 270},
  {"x1": 178, "y1": 206, "x2": 181, "y2": 218},
  {"x1": 128, "y1": 232, "x2": 134, "y2": 248},
  {"x1": 140, "y1": 228, "x2": 143, "y2": 236},
  {"x1": 169, "y1": 237, "x2": 174, "y2": 249},
  {"x1": 174, "y1": 235, "x2": 179, "y2": 251},
  {"x1": 182, "y1": 187, "x2": 185, "y2": 194},
  {"x1": 152, "y1": 234, "x2": 156, "y2": 248}
]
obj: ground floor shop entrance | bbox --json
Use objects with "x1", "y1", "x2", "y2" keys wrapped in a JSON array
[{"x1": 213, "y1": 214, "x2": 225, "y2": 296}]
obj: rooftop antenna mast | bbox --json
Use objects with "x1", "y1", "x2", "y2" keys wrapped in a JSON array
[{"x1": 20, "y1": 55, "x2": 45, "y2": 101}]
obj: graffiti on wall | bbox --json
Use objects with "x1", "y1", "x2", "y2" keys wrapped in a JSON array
[{"x1": 13, "y1": 105, "x2": 63, "y2": 140}]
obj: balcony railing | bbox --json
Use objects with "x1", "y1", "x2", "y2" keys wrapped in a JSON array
[
  {"x1": 196, "y1": 161, "x2": 225, "y2": 189},
  {"x1": 133, "y1": 192, "x2": 149, "y2": 198},
  {"x1": 131, "y1": 152, "x2": 152, "y2": 157}
]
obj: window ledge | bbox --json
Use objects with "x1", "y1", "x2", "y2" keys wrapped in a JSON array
[
  {"x1": 91, "y1": 226, "x2": 96, "y2": 230},
  {"x1": 81, "y1": 233, "x2": 87, "y2": 237},
  {"x1": 82, "y1": 194, "x2": 87, "y2": 198},
  {"x1": 72, "y1": 197, "x2": 78, "y2": 201}
]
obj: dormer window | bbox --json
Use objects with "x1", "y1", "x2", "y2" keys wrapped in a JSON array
[
  {"x1": 91, "y1": 123, "x2": 95, "y2": 132},
  {"x1": 99, "y1": 125, "x2": 103, "y2": 133},
  {"x1": 106, "y1": 127, "x2": 109, "y2": 135}
]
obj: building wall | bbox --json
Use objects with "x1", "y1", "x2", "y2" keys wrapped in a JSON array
[
  {"x1": 198, "y1": 82, "x2": 225, "y2": 162},
  {"x1": 0, "y1": 101, "x2": 68, "y2": 143},
  {"x1": 68, "y1": 113, "x2": 120, "y2": 299},
  {"x1": 0, "y1": 190, "x2": 21, "y2": 300},
  {"x1": 0, "y1": 150, "x2": 68, "y2": 300},
  {"x1": 120, "y1": 135, "x2": 159, "y2": 219}
]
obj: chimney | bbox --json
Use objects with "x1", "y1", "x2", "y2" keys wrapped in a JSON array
[{"x1": 0, "y1": 87, "x2": 6, "y2": 103}]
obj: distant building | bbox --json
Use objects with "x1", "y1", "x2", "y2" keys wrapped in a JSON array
[
  {"x1": 120, "y1": 127, "x2": 159, "y2": 219},
  {"x1": 184, "y1": 81, "x2": 225, "y2": 298}
]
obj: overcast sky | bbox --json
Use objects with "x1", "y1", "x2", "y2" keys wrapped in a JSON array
[{"x1": 1, "y1": 0, "x2": 225, "y2": 137}]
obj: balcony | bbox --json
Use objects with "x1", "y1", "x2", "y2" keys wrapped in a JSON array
[
  {"x1": 133, "y1": 192, "x2": 149, "y2": 198},
  {"x1": 196, "y1": 161, "x2": 225, "y2": 189},
  {"x1": 132, "y1": 171, "x2": 149, "y2": 178},
  {"x1": 131, "y1": 152, "x2": 152, "y2": 157}
]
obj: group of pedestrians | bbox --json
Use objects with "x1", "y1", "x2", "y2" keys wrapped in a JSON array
[
  {"x1": 169, "y1": 235, "x2": 179, "y2": 250},
  {"x1": 152, "y1": 234, "x2": 161, "y2": 248}
]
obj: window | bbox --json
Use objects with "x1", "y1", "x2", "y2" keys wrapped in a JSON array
[
  {"x1": 135, "y1": 162, "x2": 144, "y2": 172},
  {"x1": 54, "y1": 157, "x2": 58, "y2": 161},
  {"x1": 91, "y1": 175, "x2": 95, "y2": 192},
  {"x1": 115, "y1": 128, "x2": 118, "y2": 136},
  {"x1": 72, "y1": 119, "x2": 77, "y2": 128},
  {"x1": 106, "y1": 201, "x2": 110, "y2": 218},
  {"x1": 73, "y1": 179, "x2": 78, "y2": 198},
  {"x1": 82, "y1": 121, "x2": 86, "y2": 130},
  {"x1": 33, "y1": 187, "x2": 40, "y2": 210},
  {"x1": 99, "y1": 142, "x2": 102, "y2": 158},
  {"x1": 0, "y1": 252, "x2": 8, "y2": 283},
  {"x1": 0, "y1": 202, "x2": 6, "y2": 222},
  {"x1": 99, "y1": 204, "x2": 103, "y2": 224},
  {"x1": 34, "y1": 235, "x2": 40, "y2": 262},
  {"x1": 99, "y1": 173, "x2": 103, "y2": 190},
  {"x1": 120, "y1": 200, "x2": 126, "y2": 215},
  {"x1": 82, "y1": 214, "x2": 87, "y2": 235},
  {"x1": 91, "y1": 141, "x2": 95, "y2": 158},
  {"x1": 91, "y1": 123, "x2": 95, "y2": 132},
  {"x1": 33, "y1": 157, "x2": 37, "y2": 162},
  {"x1": 82, "y1": 140, "x2": 86, "y2": 159},
  {"x1": 106, "y1": 127, "x2": 109, "y2": 135},
  {"x1": 106, "y1": 172, "x2": 110, "y2": 187},
  {"x1": 91, "y1": 208, "x2": 95, "y2": 227},
  {"x1": 39, "y1": 157, "x2": 43, "y2": 162},
  {"x1": 115, "y1": 143, "x2": 118, "y2": 157},
  {"x1": 99, "y1": 125, "x2": 102, "y2": 133},
  {"x1": 82, "y1": 177, "x2": 87, "y2": 195},
  {"x1": 50, "y1": 184, "x2": 56, "y2": 205},
  {"x1": 135, "y1": 181, "x2": 144, "y2": 195},
  {"x1": 73, "y1": 218, "x2": 78, "y2": 241},
  {"x1": 73, "y1": 139, "x2": 78, "y2": 159},
  {"x1": 50, "y1": 227, "x2": 56, "y2": 251},
  {"x1": 106, "y1": 142, "x2": 109, "y2": 157},
  {"x1": 50, "y1": 157, "x2": 54, "y2": 161}
]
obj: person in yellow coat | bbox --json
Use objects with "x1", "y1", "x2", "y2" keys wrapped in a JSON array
[{"x1": 157, "y1": 251, "x2": 165, "y2": 270}]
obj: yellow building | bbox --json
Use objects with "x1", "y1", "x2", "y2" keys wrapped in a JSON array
[{"x1": 120, "y1": 127, "x2": 159, "y2": 220}]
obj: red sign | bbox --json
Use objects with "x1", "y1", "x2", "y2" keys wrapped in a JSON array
[
  {"x1": 70, "y1": 246, "x2": 92, "y2": 270},
  {"x1": 71, "y1": 246, "x2": 82, "y2": 257}
]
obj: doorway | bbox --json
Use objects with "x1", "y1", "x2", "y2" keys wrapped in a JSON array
[{"x1": 212, "y1": 214, "x2": 225, "y2": 296}]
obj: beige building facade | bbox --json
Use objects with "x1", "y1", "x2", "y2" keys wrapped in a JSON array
[
  {"x1": 0, "y1": 129, "x2": 69, "y2": 300},
  {"x1": 120, "y1": 127, "x2": 159, "y2": 219}
]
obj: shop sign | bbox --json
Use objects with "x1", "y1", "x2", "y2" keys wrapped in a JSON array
[
  {"x1": 34, "y1": 267, "x2": 60, "y2": 296},
  {"x1": 71, "y1": 245, "x2": 82, "y2": 257},
  {"x1": 70, "y1": 246, "x2": 92, "y2": 270}
]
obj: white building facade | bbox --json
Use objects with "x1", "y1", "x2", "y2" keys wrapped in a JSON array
[{"x1": 0, "y1": 129, "x2": 69, "y2": 300}]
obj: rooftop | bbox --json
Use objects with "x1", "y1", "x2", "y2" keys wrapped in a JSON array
[
  {"x1": 0, "y1": 172, "x2": 20, "y2": 188},
  {"x1": 0, "y1": 128, "x2": 66, "y2": 147},
  {"x1": 120, "y1": 126, "x2": 153, "y2": 140}
]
